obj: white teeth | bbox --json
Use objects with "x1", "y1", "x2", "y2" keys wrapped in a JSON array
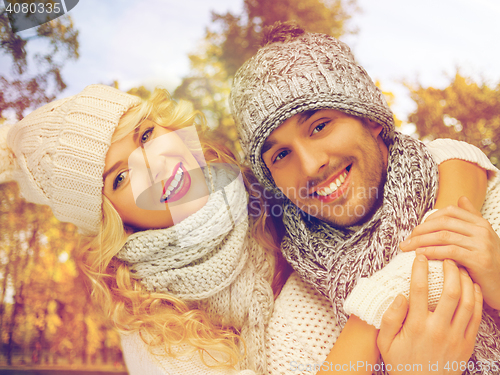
[
  {"x1": 316, "y1": 170, "x2": 348, "y2": 197},
  {"x1": 161, "y1": 166, "x2": 184, "y2": 201},
  {"x1": 317, "y1": 182, "x2": 338, "y2": 196}
]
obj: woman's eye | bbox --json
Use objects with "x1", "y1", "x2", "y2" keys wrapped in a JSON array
[
  {"x1": 274, "y1": 150, "x2": 290, "y2": 163},
  {"x1": 141, "y1": 127, "x2": 154, "y2": 144},
  {"x1": 113, "y1": 170, "x2": 129, "y2": 190},
  {"x1": 312, "y1": 122, "x2": 327, "y2": 135}
]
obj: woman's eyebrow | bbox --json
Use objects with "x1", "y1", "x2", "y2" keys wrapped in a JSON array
[
  {"x1": 133, "y1": 122, "x2": 145, "y2": 143},
  {"x1": 103, "y1": 161, "x2": 122, "y2": 182}
]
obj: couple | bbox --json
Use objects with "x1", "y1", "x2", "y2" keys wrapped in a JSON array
[{"x1": 1, "y1": 21, "x2": 499, "y2": 374}]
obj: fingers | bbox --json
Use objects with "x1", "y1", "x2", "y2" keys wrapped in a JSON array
[
  {"x1": 378, "y1": 294, "x2": 408, "y2": 352},
  {"x1": 400, "y1": 230, "x2": 473, "y2": 252},
  {"x1": 433, "y1": 259, "x2": 461, "y2": 324},
  {"x1": 403, "y1": 216, "x2": 476, "y2": 244},
  {"x1": 428, "y1": 204, "x2": 482, "y2": 224},
  {"x1": 406, "y1": 204, "x2": 485, "y2": 240},
  {"x1": 414, "y1": 246, "x2": 474, "y2": 270},
  {"x1": 451, "y1": 268, "x2": 476, "y2": 331},
  {"x1": 407, "y1": 254, "x2": 429, "y2": 321},
  {"x1": 465, "y1": 283, "x2": 483, "y2": 341}
]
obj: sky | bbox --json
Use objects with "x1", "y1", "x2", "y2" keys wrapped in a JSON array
[{"x1": 2, "y1": 0, "x2": 500, "y2": 127}]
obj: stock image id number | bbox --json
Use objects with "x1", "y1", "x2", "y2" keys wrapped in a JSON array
[
  {"x1": 5, "y1": 1, "x2": 61, "y2": 14},
  {"x1": 3, "y1": 1, "x2": 79, "y2": 33},
  {"x1": 444, "y1": 361, "x2": 499, "y2": 372}
]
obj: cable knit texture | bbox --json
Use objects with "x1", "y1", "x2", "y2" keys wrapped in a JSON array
[
  {"x1": 3, "y1": 84, "x2": 141, "y2": 235},
  {"x1": 229, "y1": 30, "x2": 394, "y2": 193},
  {"x1": 117, "y1": 165, "x2": 274, "y2": 374}
]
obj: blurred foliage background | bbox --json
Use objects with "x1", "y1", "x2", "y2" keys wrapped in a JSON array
[{"x1": 1, "y1": 0, "x2": 499, "y2": 371}]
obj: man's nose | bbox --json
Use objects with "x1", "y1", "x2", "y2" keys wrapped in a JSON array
[{"x1": 296, "y1": 143, "x2": 328, "y2": 178}]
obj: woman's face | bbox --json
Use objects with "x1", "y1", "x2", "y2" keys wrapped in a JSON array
[{"x1": 102, "y1": 119, "x2": 209, "y2": 231}]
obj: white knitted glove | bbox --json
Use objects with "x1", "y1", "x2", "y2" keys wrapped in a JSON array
[{"x1": 344, "y1": 209, "x2": 443, "y2": 328}]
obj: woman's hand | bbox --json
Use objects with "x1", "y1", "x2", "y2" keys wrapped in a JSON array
[
  {"x1": 400, "y1": 196, "x2": 500, "y2": 309},
  {"x1": 377, "y1": 255, "x2": 482, "y2": 375}
]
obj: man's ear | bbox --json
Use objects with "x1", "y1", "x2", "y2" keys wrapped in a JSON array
[{"x1": 364, "y1": 118, "x2": 384, "y2": 138}]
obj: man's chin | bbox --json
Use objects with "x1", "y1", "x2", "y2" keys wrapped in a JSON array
[
  {"x1": 320, "y1": 214, "x2": 367, "y2": 228},
  {"x1": 301, "y1": 199, "x2": 382, "y2": 228}
]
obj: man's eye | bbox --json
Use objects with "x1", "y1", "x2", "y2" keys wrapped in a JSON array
[
  {"x1": 312, "y1": 122, "x2": 327, "y2": 135},
  {"x1": 141, "y1": 127, "x2": 154, "y2": 143},
  {"x1": 274, "y1": 150, "x2": 290, "y2": 163},
  {"x1": 113, "y1": 170, "x2": 129, "y2": 190}
]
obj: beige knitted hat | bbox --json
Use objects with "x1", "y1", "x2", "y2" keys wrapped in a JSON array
[{"x1": 0, "y1": 84, "x2": 141, "y2": 236}]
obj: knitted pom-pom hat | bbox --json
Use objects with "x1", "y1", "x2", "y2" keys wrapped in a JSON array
[
  {"x1": 230, "y1": 22, "x2": 395, "y2": 192},
  {"x1": 0, "y1": 84, "x2": 141, "y2": 236}
]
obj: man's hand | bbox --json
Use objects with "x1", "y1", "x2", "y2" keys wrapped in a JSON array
[
  {"x1": 377, "y1": 255, "x2": 482, "y2": 375},
  {"x1": 400, "y1": 196, "x2": 500, "y2": 309}
]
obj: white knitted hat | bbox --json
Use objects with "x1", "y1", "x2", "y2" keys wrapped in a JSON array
[{"x1": 0, "y1": 84, "x2": 141, "y2": 236}]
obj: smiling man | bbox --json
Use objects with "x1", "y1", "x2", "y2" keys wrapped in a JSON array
[
  {"x1": 261, "y1": 108, "x2": 387, "y2": 227},
  {"x1": 230, "y1": 22, "x2": 437, "y2": 308},
  {"x1": 230, "y1": 21, "x2": 500, "y2": 372}
]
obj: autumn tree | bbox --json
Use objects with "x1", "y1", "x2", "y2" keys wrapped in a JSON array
[
  {"x1": 0, "y1": 181, "x2": 124, "y2": 367},
  {"x1": 408, "y1": 72, "x2": 500, "y2": 167},
  {"x1": 0, "y1": 11, "x2": 79, "y2": 121},
  {"x1": 174, "y1": 0, "x2": 358, "y2": 153},
  {"x1": 0, "y1": 10, "x2": 86, "y2": 366}
]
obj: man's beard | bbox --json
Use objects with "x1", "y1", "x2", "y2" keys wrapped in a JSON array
[{"x1": 318, "y1": 136, "x2": 387, "y2": 228}]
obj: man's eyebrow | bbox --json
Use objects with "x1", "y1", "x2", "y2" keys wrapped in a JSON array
[
  {"x1": 297, "y1": 109, "x2": 319, "y2": 125},
  {"x1": 261, "y1": 138, "x2": 277, "y2": 156},
  {"x1": 261, "y1": 110, "x2": 320, "y2": 156}
]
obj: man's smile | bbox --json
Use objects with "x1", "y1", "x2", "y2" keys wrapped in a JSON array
[{"x1": 309, "y1": 164, "x2": 352, "y2": 198}]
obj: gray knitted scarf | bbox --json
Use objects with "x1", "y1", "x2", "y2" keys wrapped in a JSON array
[
  {"x1": 116, "y1": 165, "x2": 274, "y2": 374},
  {"x1": 281, "y1": 132, "x2": 500, "y2": 374}
]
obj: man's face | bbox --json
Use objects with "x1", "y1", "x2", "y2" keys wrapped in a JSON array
[{"x1": 261, "y1": 109, "x2": 388, "y2": 227}]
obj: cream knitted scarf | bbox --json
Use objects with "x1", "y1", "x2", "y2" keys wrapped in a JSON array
[
  {"x1": 281, "y1": 133, "x2": 500, "y2": 374},
  {"x1": 116, "y1": 165, "x2": 274, "y2": 374}
]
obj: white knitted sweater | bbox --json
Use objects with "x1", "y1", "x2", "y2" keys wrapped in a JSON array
[{"x1": 121, "y1": 139, "x2": 499, "y2": 375}]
